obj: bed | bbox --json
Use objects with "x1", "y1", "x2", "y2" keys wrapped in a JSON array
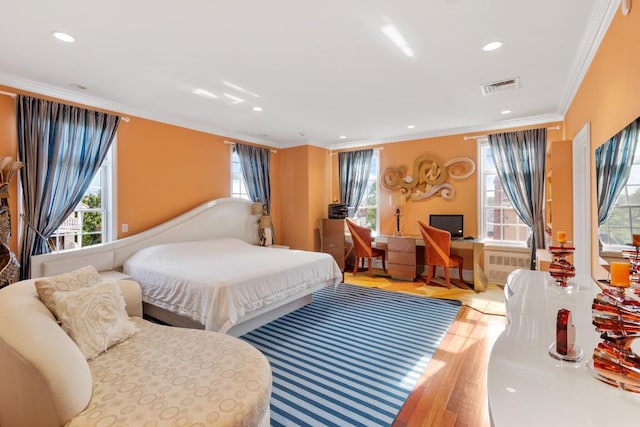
[{"x1": 30, "y1": 198, "x2": 343, "y2": 336}]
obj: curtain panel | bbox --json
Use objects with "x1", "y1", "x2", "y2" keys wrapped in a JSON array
[
  {"x1": 16, "y1": 95, "x2": 120, "y2": 279},
  {"x1": 338, "y1": 149, "x2": 373, "y2": 216},
  {"x1": 596, "y1": 116, "x2": 640, "y2": 226},
  {"x1": 488, "y1": 128, "x2": 547, "y2": 270},
  {"x1": 235, "y1": 143, "x2": 271, "y2": 213},
  {"x1": 235, "y1": 143, "x2": 274, "y2": 244}
]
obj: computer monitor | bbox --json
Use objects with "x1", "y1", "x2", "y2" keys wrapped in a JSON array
[{"x1": 429, "y1": 214, "x2": 464, "y2": 238}]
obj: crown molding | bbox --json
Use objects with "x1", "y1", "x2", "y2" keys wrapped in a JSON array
[
  {"x1": 328, "y1": 113, "x2": 564, "y2": 150},
  {"x1": 0, "y1": 72, "x2": 281, "y2": 149},
  {"x1": 556, "y1": 0, "x2": 619, "y2": 116}
]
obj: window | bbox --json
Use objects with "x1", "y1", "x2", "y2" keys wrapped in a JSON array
[
  {"x1": 479, "y1": 141, "x2": 529, "y2": 244},
  {"x1": 49, "y1": 146, "x2": 114, "y2": 251},
  {"x1": 599, "y1": 143, "x2": 640, "y2": 250},
  {"x1": 231, "y1": 147, "x2": 250, "y2": 200},
  {"x1": 352, "y1": 150, "x2": 379, "y2": 232}
]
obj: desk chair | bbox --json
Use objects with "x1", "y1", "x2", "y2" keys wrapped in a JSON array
[
  {"x1": 417, "y1": 220, "x2": 463, "y2": 289},
  {"x1": 345, "y1": 218, "x2": 386, "y2": 277}
]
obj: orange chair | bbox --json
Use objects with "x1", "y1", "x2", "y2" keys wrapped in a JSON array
[
  {"x1": 345, "y1": 218, "x2": 386, "y2": 276},
  {"x1": 417, "y1": 220, "x2": 463, "y2": 289}
]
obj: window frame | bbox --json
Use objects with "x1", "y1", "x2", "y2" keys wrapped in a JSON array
[
  {"x1": 599, "y1": 144, "x2": 640, "y2": 252},
  {"x1": 230, "y1": 146, "x2": 251, "y2": 200},
  {"x1": 478, "y1": 139, "x2": 529, "y2": 246},
  {"x1": 349, "y1": 149, "x2": 380, "y2": 234},
  {"x1": 47, "y1": 140, "x2": 116, "y2": 252}
]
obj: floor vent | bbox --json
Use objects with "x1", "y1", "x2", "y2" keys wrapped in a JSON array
[
  {"x1": 480, "y1": 77, "x2": 520, "y2": 96},
  {"x1": 484, "y1": 249, "x2": 530, "y2": 285}
]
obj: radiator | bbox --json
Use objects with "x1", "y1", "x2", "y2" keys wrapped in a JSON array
[{"x1": 484, "y1": 249, "x2": 531, "y2": 285}]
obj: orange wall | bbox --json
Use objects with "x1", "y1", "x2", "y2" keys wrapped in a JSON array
[
  {"x1": 0, "y1": 86, "x2": 268, "y2": 255},
  {"x1": 0, "y1": 95, "x2": 19, "y2": 252},
  {"x1": 277, "y1": 145, "x2": 331, "y2": 251},
  {"x1": 307, "y1": 145, "x2": 331, "y2": 251},
  {"x1": 3, "y1": 8, "x2": 637, "y2": 267},
  {"x1": 116, "y1": 117, "x2": 231, "y2": 235},
  {"x1": 332, "y1": 125, "x2": 563, "y2": 239},
  {"x1": 549, "y1": 140, "x2": 573, "y2": 244},
  {"x1": 563, "y1": 7, "x2": 640, "y2": 276}
]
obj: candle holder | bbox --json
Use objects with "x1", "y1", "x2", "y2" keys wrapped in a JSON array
[
  {"x1": 548, "y1": 241, "x2": 576, "y2": 288},
  {"x1": 622, "y1": 244, "x2": 640, "y2": 290},
  {"x1": 590, "y1": 284, "x2": 640, "y2": 393}
]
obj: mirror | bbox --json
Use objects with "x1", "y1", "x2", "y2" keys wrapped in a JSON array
[{"x1": 595, "y1": 117, "x2": 640, "y2": 265}]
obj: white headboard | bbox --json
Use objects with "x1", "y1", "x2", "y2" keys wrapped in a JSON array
[{"x1": 30, "y1": 197, "x2": 260, "y2": 278}]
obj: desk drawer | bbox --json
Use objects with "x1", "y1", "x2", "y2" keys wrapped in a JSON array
[
  {"x1": 387, "y1": 237, "x2": 416, "y2": 253},
  {"x1": 388, "y1": 251, "x2": 415, "y2": 265},
  {"x1": 389, "y1": 263, "x2": 416, "y2": 280}
]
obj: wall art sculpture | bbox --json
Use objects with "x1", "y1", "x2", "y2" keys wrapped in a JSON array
[{"x1": 380, "y1": 155, "x2": 475, "y2": 201}]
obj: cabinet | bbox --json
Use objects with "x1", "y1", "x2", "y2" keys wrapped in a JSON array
[
  {"x1": 541, "y1": 140, "x2": 573, "y2": 272},
  {"x1": 387, "y1": 236, "x2": 417, "y2": 281},
  {"x1": 320, "y1": 219, "x2": 345, "y2": 271}
]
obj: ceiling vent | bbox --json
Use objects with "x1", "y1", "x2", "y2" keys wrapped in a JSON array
[{"x1": 480, "y1": 77, "x2": 520, "y2": 96}]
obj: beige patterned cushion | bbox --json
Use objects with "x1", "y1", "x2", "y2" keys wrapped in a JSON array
[
  {"x1": 69, "y1": 318, "x2": 272, "y2": 427},
  {"x1": 52, "y1": 280, "x2": 138, "y2": 359},
  {"x1": 34, "y1": 265, "x2": 102, "y2": 316}
]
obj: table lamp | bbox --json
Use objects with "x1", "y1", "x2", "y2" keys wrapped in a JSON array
[{"x1": 390, "y1": 194, "x2": 405, "y2": 236}]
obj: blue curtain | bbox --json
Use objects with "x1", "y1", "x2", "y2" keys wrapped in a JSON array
[
  {"x1": 235, "y1": 144, "x2": 271, "y2": 213},
  {"x1": 339, "y1": 149, "x2": 373, "y2": 216},
  {"x1": 596, "y1": 117, "x2": 640, "y2": 226},
  {"x1": 488, "y1": 128, "x2": 547, "y2": 270},
  {"x1": 16, "y1": 95, "x2": 120, "y2": 279}
]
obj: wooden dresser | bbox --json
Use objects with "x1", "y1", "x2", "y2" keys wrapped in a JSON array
[
  {"x1": 387, "y1": 236, "x2": 416, "y2": 281},
  {"x1": 320, "y1": 219, "x2": 345, "y2": 271}
]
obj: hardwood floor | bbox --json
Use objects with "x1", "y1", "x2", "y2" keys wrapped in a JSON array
[{"x1": 393, "y1": 304, "x2": 506, "y2": 426}]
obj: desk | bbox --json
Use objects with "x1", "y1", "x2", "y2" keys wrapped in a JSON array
[{"x1": 374, "y1": 234, "x2": 487, "y2": 292}]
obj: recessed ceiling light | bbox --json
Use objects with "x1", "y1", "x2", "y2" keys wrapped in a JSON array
[
  {"x1": 224, "y1": 93, "x2": 245, "y2": 104},
  {"x1": 52, "y1": 32, "x2": 75, "y2": 43},
  {"x1": 222, "y1": 81, "x2": 261, "y2": 98},
  {"x1": 252, "y1": 107, "x2": 263, "y2": 112},
  {"x1": 381, "y1": 25, "x2": 414, "y2": 57},
  {"x1": 407, "y1": 125, "x2": 415, "y2": 129},
  {"x1": 482, "y1": 41, "x2": 503, "y2": 51},
  {"x1": 501, "y1": 109, "x2": 512, "y2": 114},
  {"x1": 192, "y1": 88, "x2": 217, "y2": 99},
  {"x1": 339, "y1": 136, "x2": 346, "y2": 139}
]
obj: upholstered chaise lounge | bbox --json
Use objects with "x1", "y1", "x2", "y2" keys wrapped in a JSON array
[{"x1": 0, "y1": 276, "x2": 272, "y2": 427}]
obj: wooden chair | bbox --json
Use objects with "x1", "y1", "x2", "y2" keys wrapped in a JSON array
[
  {"x1": 417, "y1": 220, "x2": 463, "y2": 289},
  {"x1": 345, "y1": 218, "x2": 386, "y2": 276}
]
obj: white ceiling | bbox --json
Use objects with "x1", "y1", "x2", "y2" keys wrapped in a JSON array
[{"x1": 0, "y1": 0, "x2": 619, "y2": 149}]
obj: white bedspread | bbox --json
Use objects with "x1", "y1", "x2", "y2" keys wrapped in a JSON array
[{"x1": 123, "y1": 238, "x2": 342, "y2": 332}]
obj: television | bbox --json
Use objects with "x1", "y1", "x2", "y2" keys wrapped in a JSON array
[{"x1": 429, "y1": 214, "x2": 464, "y2": 238}]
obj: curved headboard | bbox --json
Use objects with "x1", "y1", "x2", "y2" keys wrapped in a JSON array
[{"x1": 31, "y1": 197, "x2": 260, "y2": 279}]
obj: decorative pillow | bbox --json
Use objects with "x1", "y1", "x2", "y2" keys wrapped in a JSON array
[
  {"x1": 35, "y1": 265, "x2": 102, "y2": 316},
  {"x1": 52, "y1": 280, "x2": 138, "y2": 359}
]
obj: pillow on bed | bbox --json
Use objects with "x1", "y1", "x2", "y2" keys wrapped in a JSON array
[
  {"x1": 52, "y1": 280, "x2": 138, "y2": 359},
  {"x1": 35, "y1": 265, "x2": 103, "y2": 316}
]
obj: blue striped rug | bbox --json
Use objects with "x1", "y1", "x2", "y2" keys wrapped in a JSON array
[{"x1": 240, "y1": 283, "x2": 462, "y2": 427}]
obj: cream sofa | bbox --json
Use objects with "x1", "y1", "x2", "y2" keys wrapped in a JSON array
[{"x1": 0, "y1": 279, "x2": 272, "y2": 427}]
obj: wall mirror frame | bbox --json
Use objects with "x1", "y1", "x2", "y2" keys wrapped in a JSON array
[
  {"x1": 595, "y1": 116, "x2": 640, "y2": 272},
  {"x1": 573, "y1": 123, "x2": 591, "y2": 278}
]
